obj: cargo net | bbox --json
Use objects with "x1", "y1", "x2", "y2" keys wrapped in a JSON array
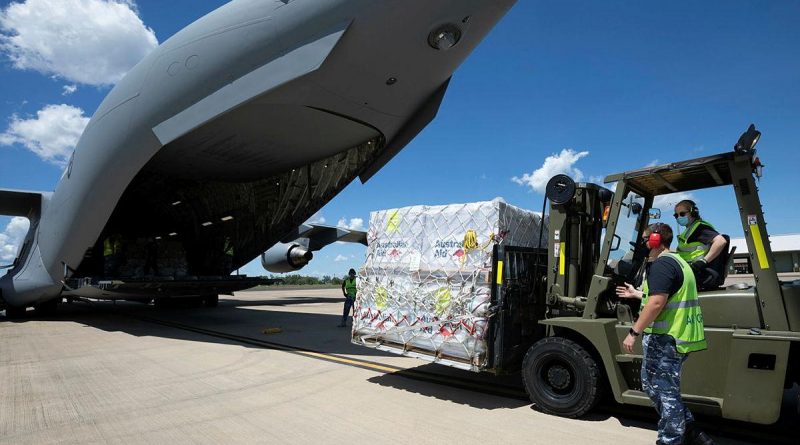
[{"x1": 353, "y1": 198, "x2": 546, "y2": 369}]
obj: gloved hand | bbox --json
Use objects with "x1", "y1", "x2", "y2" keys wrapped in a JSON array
[{"x1": 691, "y1": 259, "x2": 707, "y2": 273}]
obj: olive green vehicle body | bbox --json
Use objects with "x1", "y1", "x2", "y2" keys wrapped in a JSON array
[{"x1": 541, "y1": 137, "x2": 800, "y2": 424}]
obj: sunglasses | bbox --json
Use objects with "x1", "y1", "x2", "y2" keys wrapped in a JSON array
[{"x1": 673, "y1": 211, "x2": 689, "y2": 218}]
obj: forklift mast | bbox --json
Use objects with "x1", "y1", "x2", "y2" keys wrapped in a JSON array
[{"x1": 544, "y1": 176, "x2": 612, "y2": 313}]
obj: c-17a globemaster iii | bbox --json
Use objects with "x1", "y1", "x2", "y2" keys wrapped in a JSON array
[{"x1": 0, "y1": 0, "x2": 519, "y2": 316}]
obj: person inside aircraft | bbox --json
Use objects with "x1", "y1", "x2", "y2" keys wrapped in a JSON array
[
  {"x1": 222, "y1": 237, "x2": 234, "y2": 272},
  {"x1": 103, "y1": 234, "x2": 124, "y2": 277},
  {"x1": 673, "y1": 200, "x2": 729, "y2": 291}
]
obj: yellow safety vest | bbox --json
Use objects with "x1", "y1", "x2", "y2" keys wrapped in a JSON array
[
  {"x1": 344, "y1": 277, "x2": 357, "y2": 298},
  {"x1": 677, "y1": 219, "x2": 716, "y2": 262},
  {"x1": 103, "y1": 238, "x2": 121, "y2": 256},
  {"x1": 641, "y1": 252, "x2": 707, "y2": 354}
]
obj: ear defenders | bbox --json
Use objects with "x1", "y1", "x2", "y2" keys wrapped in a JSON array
[
  {"x1": 686, "y1": 200, "x2": 700, "y2": 217},
  {"x1": 647, "y1": 223, "x2": 664, "y2": 249}
]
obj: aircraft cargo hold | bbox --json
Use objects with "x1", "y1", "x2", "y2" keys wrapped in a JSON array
[{"x1": 353, "y1": 198, "x2": 547, "y2": 370}]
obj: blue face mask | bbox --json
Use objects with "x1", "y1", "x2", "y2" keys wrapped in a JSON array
[{"x1": 676, "y1": 216, "x2": 690, "y2": 227}]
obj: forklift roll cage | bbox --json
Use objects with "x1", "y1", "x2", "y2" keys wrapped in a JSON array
[
  {"x1": 593, "y1": 145, "x2": 786, "y2": 329},
  {"x1": 536, "y1": 127, "x2": 800, "y2": 424}
]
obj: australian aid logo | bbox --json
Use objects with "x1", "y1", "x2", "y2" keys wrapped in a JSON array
[
  {"x1": 375, "y1": 240, "x2": 408, "y2": 259},
  {"x1": 432, "y1": 239, "x2": 464, "y2": 260}
]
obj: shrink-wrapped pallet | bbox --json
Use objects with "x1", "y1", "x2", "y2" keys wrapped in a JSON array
[{"x1": 353, "y1": 198, "x2": 546, "y2": 370}]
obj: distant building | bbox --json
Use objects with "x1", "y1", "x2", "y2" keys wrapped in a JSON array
[{"x1": 728, "y1": 234, "x2": 800, "y2": 274}]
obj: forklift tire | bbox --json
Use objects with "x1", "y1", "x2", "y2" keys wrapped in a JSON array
[{"x1": 522, "y1": 337, "x2": 602, "y2": 418}]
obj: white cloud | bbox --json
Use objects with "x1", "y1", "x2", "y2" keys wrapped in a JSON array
[
  {"x1": 653, "y1": 192, "x2": 693, "y2": 211},
  {"x1": 588, "y1": 175, "x2": 605, "y2": 185},
  {"x1": 0, "y1": 0, "x2": 158, "y2": 86},
  {"x1": 62, "y1": 84, "x2": 77, "y2": 95},
  {"x1": 0, "y1": 104, "x2": 89, "y2": 166},
  {"x1": 0, "y1": 217, "x2": 30, "y2": 263},
  {"x1": 305, "y1": 211, "x2": 326, "y2": 225},
  {"x1": 334, "y1": 254, "x2": 348, "y2": 262},
  {"x1": 645, "y1": 159, "x2": 660, "y2": 167},
  {"x1": 337, "y1": 217, "x2": 365, "y2": 231},
  {"x1": 512, "y1": 149, "x2": 590, "y2": 194}
]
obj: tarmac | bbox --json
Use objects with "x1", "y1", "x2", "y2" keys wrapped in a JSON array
[{"x1": 1, "y1": 289, "x2": 796, "y2": 445}]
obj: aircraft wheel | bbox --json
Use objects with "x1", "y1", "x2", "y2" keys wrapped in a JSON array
[
  {"x1": 4, "y1": 305, "x2": 27, "y2": 319},
  {"x1": 522, "y1": 337, "x2": 602, "y2": 418},
  {"x1": 203, "y1": 294, "x2": 219, "y2": 307},
  {"x1": 35, "y1": 298, "x2": 59, "y2": 316}
]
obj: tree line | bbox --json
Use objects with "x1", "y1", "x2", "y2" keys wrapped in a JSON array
[{"x1": 267, "y1": 274, "x2": 344, "y2": 285}]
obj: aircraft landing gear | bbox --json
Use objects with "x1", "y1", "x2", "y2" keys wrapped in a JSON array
[
  {"x1": 34, "y1": 298, "x2": 59, "y2": 316},
  {"x1": 4, "y1": 305, "x2": 27, "y2": 319},
  {"x1": 203, "y1": 294, "x2": 219, "y2": 308}
]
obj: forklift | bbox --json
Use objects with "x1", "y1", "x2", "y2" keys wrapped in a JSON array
[{"x1": 488, "y1": 125, "x2": 799, "y2": 424}]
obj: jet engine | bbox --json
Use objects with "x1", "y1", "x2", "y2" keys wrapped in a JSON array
[{"x1": 261, "y1": 243, "x2": 313, "y2": 273}]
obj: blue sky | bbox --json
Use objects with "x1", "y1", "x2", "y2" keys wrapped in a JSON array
[{"x1": 1, "y1": 0, "x2": 798, "y2": 278}]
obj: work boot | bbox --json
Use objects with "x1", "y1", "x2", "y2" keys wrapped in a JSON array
[{"x1": 685, "y1": 422, "x2": 716, "y2": 445}]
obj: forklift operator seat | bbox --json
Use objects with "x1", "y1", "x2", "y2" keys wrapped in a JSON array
[{"x1": 705, "y1": 234, "x2": 733, "y2": 290}]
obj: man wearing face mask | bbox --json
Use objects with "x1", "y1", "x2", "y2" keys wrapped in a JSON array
[
  {"x1": 673, "y1": 200, "x2": 728, "y2": 291},
  {"x1": 617, "y1": 223, "x2": 714, "y2": 445}
]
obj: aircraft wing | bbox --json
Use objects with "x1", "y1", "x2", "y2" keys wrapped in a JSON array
[
  {"x1": 280, "y1": 223, "x2": 367, "y2": 251},
  {"x1": 263, "y1": 223, "x2": 367, "y2": 273}
]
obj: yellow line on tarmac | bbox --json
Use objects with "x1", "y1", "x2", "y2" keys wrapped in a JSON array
[{"x1": 295, "y1": 350, "x2": 401, "y2": 373}]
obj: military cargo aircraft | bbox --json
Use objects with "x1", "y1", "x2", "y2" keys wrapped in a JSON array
[{"x1": 0, "y1": 0, "x2": 518, "y2": 316}]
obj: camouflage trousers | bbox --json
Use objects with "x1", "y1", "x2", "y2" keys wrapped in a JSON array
[{"x1": 641, "y1": 333, "x2": 693, "y2": 445}]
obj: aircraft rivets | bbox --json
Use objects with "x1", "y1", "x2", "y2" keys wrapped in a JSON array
[{"x1": 386, "y1": 77, "x2": 397, "y2": 85}]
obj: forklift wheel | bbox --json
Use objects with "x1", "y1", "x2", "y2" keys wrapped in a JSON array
[{"x1": 522, "y1": 337, "x2": 602, "y2": 418}]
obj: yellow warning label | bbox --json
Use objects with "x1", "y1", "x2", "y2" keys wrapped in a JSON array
[
  {"x1": 387, "y1": 210, "x2": 401, "y2": 233},
  {"x1": 434, "y1": 287, "x2": 452, "y2": 316},
  {"x1": 750, "y1": 224, "x2": 770, "y2": 269},
  {"x1": 496, "y1": 260, "x2": 504, "y2": 285},
  {"x1": 559, "y1": 242, "x2": 566, "y2": 276},
  {"x1": 375, "y1": 287, "x2": 388, "y2": 310}
]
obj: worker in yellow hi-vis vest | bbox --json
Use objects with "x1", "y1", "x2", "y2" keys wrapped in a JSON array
[
  {"x1": 673, "y1": 199, "x2": 728, "y2": 291},
  {"x1": 222, "y1": 237, "x2": 234, "y2": 272},
  {"x1": 103, "y1": 234, "x2": 123, "y2": 277},
  {"x1": 616, "y1": 223, "x2": 714, "y2": 445},
  {"x1": 338, "y1": 268, "x2": 357, "y2": 327}
]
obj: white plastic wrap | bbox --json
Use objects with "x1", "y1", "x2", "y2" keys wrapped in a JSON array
[{"x1": 352, "y1": 198, "x2": 546, "y2": 369}]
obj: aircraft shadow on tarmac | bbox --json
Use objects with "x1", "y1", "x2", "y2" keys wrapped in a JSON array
[
  {"x1": 3, "y1": 298, "x2": 797, "y2": 444},
  {"x1": 14, "y1": 297, "x2": 393, "y2": 358}
]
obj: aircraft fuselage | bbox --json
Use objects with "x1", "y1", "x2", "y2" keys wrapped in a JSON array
[{"x1": 1, "y1": 0, "x2": 517, "y2": 307}]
